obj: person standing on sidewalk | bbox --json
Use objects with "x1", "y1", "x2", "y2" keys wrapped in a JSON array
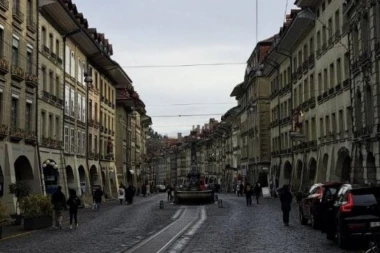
[
  {"x1": 245, "y1": 183, "x2": 253, "y2": 206},
  {"x1": 67, "y1": 189, "x2": 81, "y2": 229},
  {"x1": 51, "y1": 186, "x2": 66, "y2": 229},
  {"x1": 254, "y1": 182, "x2": 262, "y2": 204},
  {"x1": 279, "y1": 184, "x2": 293, "y2": 226},
  {"x1": 118, "y1": 185, "x2": 125, "y2": 205},
  {"x1": 93, "y1": 187, "x2": 103, "y2": 211}
]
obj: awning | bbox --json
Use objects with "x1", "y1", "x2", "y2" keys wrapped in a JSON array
[{"x1": 277, "y1": 9, "x2": 315, "y2": 52}]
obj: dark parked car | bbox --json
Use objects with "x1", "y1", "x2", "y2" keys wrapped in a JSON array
[
  {"x1": 323, "y1": 184, "x2": 380, "y2": 249},
  {"x1": 299, "y1": 182, "x2": 343, "y2": 229}
]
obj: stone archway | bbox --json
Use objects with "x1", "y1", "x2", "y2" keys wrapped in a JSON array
[
  {"x1": 366, "y1": 152, "x2": 376, "y2": 184},
  {"x1": 89, "y1": 165, "x2": 100, "y2": 186},
  {"x1": 318, "y1": 154, "x2": 329, "y2": 182},
  {"x1": 78, "y1": 165, "x2": 86, "y2": 195},
  {"x1": 283, "y1": 161, "x2": 292, "y2": 183},
  {"x1": 308, "y1": 158, "x2": 317, "y2": 186},
  {"x1": 14, "y1": 156, "x2": 34, "y2": 182},
  {"x1": 335, "y1": 147, "x2": 351, "y2": 183},
  {"x1": 42, "y1": 159, "x2": 59, "y2": 195},
  {"x1": 66, "y1": 166, "x2": 75, "y2": 191}
]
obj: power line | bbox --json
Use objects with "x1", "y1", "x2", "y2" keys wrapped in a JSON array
[
  {"x1": 121, "y1": 62, "x2": 246, "y2": 68},
  {"x1": 147, "y1": 102, "x2": 235, "y2": 106},
  {"x1": 150, "y1": 113, "x2": 223, "y2": 118}
]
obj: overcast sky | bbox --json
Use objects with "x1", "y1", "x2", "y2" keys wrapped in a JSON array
[{"x1": 75, "y1": 0, "x2": 297, "y2": 137}]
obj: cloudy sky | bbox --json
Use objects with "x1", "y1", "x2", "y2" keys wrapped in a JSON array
[{"x1": 75, "y1": 0, "x2": 297, "y2": 137}]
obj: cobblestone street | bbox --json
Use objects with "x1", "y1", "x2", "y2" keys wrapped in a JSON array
[{"x1": 0, "y1": 194, "x2": 366, "y2": 253}]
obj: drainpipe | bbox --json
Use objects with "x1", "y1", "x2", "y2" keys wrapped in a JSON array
[
  {"x1": 35, "y1": 5, "x2": 44, "y2": 195},
  {"x1": 84, "y1": 64, "x2": 91, "y2": 190}
]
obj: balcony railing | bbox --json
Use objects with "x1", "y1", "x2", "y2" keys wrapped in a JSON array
[
  {"x1": 10, "y1": 127, "x2": 24, "y2": 142},
  {"x1": 11, "y1": 65, "x2": 25, "y2": 82},
  {"x1": 0, "y1": 58, "x2": 10, "y2": 75},
  {"x1": 308, "y1": 54, "x2": 315, "y2": 68},
  {"x1": 25, "y1": 74, "x2": 38, "y2": 87},
  {"x1": 24, "y1": 131, "x2": 36, "y2": 145},
  {"x1": 12, "y1": 6, "x2": 24, "y2": 23},
  {"x1": 0, "y1": 124, "x2": 8, "y2": 139},
  {"x1": 0, "y1": 0, "x2": 9, "y2": 11}
]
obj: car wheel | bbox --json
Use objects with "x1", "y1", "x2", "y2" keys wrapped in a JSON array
[
  {"x1": 299, "y1": 210, "x2": 308, "y2": 225},
  {"x1": 336, "y1": 225, "x2": 348, "y2": 249},
  {"x1": 311, "y1": 214, "x2": 319, "y2": 229}
]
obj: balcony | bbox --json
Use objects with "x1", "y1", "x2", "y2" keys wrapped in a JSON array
[
  {"x1": 27, "y1": 18, "x2": 37, "y2": 33},
  {"x1": 328, "y1": 36, "x2": 333, "y2": 46},
  {"x1": 12, "y1": 6, "x2": 24, "y2": 24},
  {"x1": 42, "y1": 90, "x2": 50, "y2": 100},
  {"x1": 343, "y1": 79, "x2": 350, "y2": 89},
  {"x1": 24, "y1": 131, "x2": 36, "y2": 145},
  {"x1": 351, "y1": 61, "x2": 359, "y2": 75},
  {"x1": 309, "y1": 97, "x2": 316, "y2": 108},
  {"x1": 10, "y1": 128, "x2": 24, "y2": 142},
  {"x1": 0, "y1": 58, "x2": 9, "y2": 75},
  {"x1": 292, "y1": 73, "x2": 297, "y2": 83},
  {"x1": 57, "y1": 57, "x2": 63, "y2": 65},
  {"x1": 11, "y1": 65, "x2": 25, "y2": 82},
  {"x1": 335, "y1": 29, "x2": 341, "y2": 40},
  {"x1": 335, "y1": 83, "x2": 342, "y2": 93},
  {"x1": 302, "y1": 61, "x2": 309, "y2": 73},
  {"x1": 322, "y1": 91, "x2": 328, "y2": 99},
  {"x1": 0, "y1": 0, "x2": 9, "y2": 12},
  {"x1": 0, "y1": 124, "x2": 8, "y2": 139},
  {"x1": 322, "y1": 43, "x2": 327, "y2": 52},
  {"x1": 359, "y1": 51, "x2": 370, "y2": 66},
  {"x1": 328, "y1": 87, "x2": 335, "y2": 96},
  {"x1": 25, "y1": 74, "x2": 38, "y2": 88},
  {"x1": 296, "y1": 67, "x2": 303, "y2": 79},
  {"x1": 317, "y1": 95, "x2": 322, "y2": 102},
  {"x1": 43, "y1": 45, "x2": 50, "y2": 55},
  {"x1": 88, "y1": 119, "x2": 94, "y2": 127},
  {"x1": 50, "y1": 52, "x2": 57, "y2": 61}
]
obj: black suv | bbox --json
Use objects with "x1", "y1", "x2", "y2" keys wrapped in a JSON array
[{"x1": 323, "y1": 184, "x2": 380, "y2": 249}]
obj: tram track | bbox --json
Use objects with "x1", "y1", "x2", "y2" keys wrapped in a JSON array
[{"x1": 122, "y1": 206, "x2": 207, "y2": 253}]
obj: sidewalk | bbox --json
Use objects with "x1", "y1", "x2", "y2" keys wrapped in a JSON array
[{"x1": 0, "y1": 198, "x2": 118, "y2": 241}]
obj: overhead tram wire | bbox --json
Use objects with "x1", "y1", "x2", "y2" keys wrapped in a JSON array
[
  {"x1": 121, "y1": 62, "x2": 246, "y2": 68},
  {"x1": 150, "y1": 113, "x2": 224, "y2": 118}
]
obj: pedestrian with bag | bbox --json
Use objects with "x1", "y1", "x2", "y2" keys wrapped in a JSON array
[
  {"x1": 245, "y1": 183, "x2": 253, "y2": 206},
  {"x1": 93, "y1": 187, "x2": 103, "y2": 211},
  {"x1": 51, "y1": 186, "x2": 67, "y2": 229},
  {"x1": 118, "y1": 185, "x2": 125, "y2": 205},
  {"x1": 279, "y1": 184, "x2": 293, "y2": 226},
  {"x1": 66, "y1": 189, "x2": 81, "y2": 229}
]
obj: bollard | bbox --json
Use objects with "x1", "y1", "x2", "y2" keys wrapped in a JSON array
[
  {"x1": 159, "y1": 200, "x2": 164, "y2": 209},
  {"x1": 218, "y1": 199, "x2": 223, "y2": 208}
]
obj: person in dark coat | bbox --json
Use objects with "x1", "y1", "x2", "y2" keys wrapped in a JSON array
[
  {"x1": 254, "y1": 182, "x2": 262, "y2": 204},
  {"x1": 126, "y1": 185, "x2": 134, "y2": 204},
  {"x1": 245, "y1": 183, "x2": 253, "y2": 206},
  {"x1": 93, "y1": 187, "x2": 103, "y2": 211},
  {"x1": 279, "y1": 184, "x2": 293, "y2": 226},
  {"x1": 51, "y1": 186, "x2": 66, "y2": 229},
  {"x1": 142, "y1": 184, "x2": 147, "y2": 197},
  {"x1": 67, "y1": 189, "x2": 81, "y2": 229}
]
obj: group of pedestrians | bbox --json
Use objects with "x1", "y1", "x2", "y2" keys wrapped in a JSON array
[
  {"x1": 243, "y1": 182, "x2": 262, "y2": 206},
  {"x1": 118, "y1": 184, "x2": 136, "y2": 205},
  {"x1": 51, "y1": 186, "x2": 82, "y2": 230}
]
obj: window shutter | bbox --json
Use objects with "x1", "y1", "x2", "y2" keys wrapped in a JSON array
[{"x1": 65, "y1": 46, "x2": 70, "y2": 73}]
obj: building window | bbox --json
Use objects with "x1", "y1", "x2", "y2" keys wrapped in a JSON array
[
  {"x1": 65, "y1": 46, "x2": 70, "y2": 73},
  {"x1": 322, "y1": 26, "x2": 327, "y2": 48},
  {"x1": 12, "y1": 36, "x2": 19, "y2": 66},
  {"x1": 365, "y1": 86, "x2": 374, "y2": 127},
  {"x1": 82, "y1": 62, "x2": 86, "y2": 84},
  {"x1": 376, "y1": 3, "x2": 380, "y2": 41},
  {"x1": 311, "y1": 117, "x2": 316, "y2": 140},
  {"x1": 77, "y1": 130, "x2": 81, "y2": 154},
  {"x1": 335, "y1": 10, "x2": 340, "y2": 36},
  {"x1": 26, "y1": 46, "x2": 33, "y2": 74},
  {"x1": 55, "y1": 116, "x2": 60, "y2": 140},
  {"x1": 304, "y1": 78, "x2": 309, "y2": 101},
  {"x1": 41, "y1": 111, "x2": 46, "y2": 137},
  {"x1": 325, "y1": 116, "x2": 330, "y2": 136},
  {"x1": 344, "y1": 53, "x2": 350, "y2": 81},
  {"x1": 361, "y1": 14, "x2": 370, "y2": 53},
  {"x1": 346, "y1": 107, "x2": 352, "y2": 134},
  {"x1": 89, "y1": 99, "x2": 92, "y2": 121},
  {"x1": 94, "y1": 103, "x2": 98, "y2": 121},
  {"x1": 323, "y1": 68, "x2": 328, "y2": 91},
  {"x1": 310, "y1": 74, "x2": 315, "y2": 97},
  {"x1": 329, "y1": 63, "x2": 335, "y2": 88},
  {"x1": 331, "y1": 113, "x2": 336, "y2": 134},
  {"x1": 355, "y1": 91, "x2": 362, "y2": 130},
  {"x1": 82, "y1": 96, "x2": 86, "y2": 122},
  {"x1": 55, "y1": 76, "x2": 60, "y2": 99},
  {"x1": 49, "y1": 71, "x2": 54, "y2": 95},
  {"x1": 0, "y1": 27, "x2": 3, "y2": 57},
  {"x1": 25, "y1": 103, "x2": 32, "y2": 133},
  {"x1": 65, "y1": 86, "x2": 70, "y2": 115},
  {"x1": 89, "y1": 134, "x2": 93, "y2": 152},
  {"x1": 337, "y1": 58, "x2": 342, "y2": 84},
  {"x1": 317, "y1": 31, "x2": 321, "y2": 53},
  {"x1": 11, "y1": 98, "x2": 18, "y2": 129},
  {"x1": 77, "y1": 93, "x2": 82, "y2": 121},
  {"x1": 328, "y1": 18, "x2": 333, "y2": 42},
  {"x1": 70, "y1": 128, "x2": 75, "y2": 153},
  {"x1": 42, "y1": 66, "x2": 47, "y2": 91},
  {"x1": 319, "y1": 118, "x2": 324, "y2": 138},
  {"x1": 318, "y1": 73, "x2": 322, "y2": 95},
  {"x1": 27, "y1": 0, "x2": 33, "y2": 23},
  {"x1": 94, "y1": 135, "x2": 98, "y2": 153},
  {"x1": 352, "y1": 26, "x2": 359, "y2": 58},
  {"x1": 41, "y1": 27, "x2": 46, "y2": 47},
  {"x1": 70, "y1": 51, "x2": 75, "y2": 77},
  {"x1": 70, "y1": 88, "x2": 75, "y2": 117},
  {"x1": 49, "y1": 34, "x2": 53, "y2": 52},
  {"x1": 338, "y1": 110, "x2": 344, "y2": 134},
  {"x1": 82, "y1": 131, "x2": 86, "y2": 156},
  {"x1": 55, "y1": 40, "x2": 60, "y2": 57},
  {"x1": 64, "y1": 126, "x2": 69, "y2": 153},
  {"x1": 309, "y1": 37, "x2": 314, "y2": 57},
  {"x1": 77, "y1": 58, "x2": 82, "y2": 82},
  {"x1": 49, "y1": 114, "x2": 53, "y2": 138}
]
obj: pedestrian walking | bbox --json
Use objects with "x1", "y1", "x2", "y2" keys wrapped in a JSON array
[
  {"x1": 126, "y1": 185, "x2": 134, "y2": 204},
  {"x1": 51, "y1": 186, "x2": 66, "y2": 229},
  {"x1": 118, "y1": 185, "x2": 125, "y2": 205},
  {"x1": 66, "y1": 189, "x2": 81, "y2": 229},
  {"x1": 254, "y1": 182, "x2": 262, "y2": 204},
  {"x1": 245, "y1": 183, "x2": 253, "y2": 206},
  {"x1": 167, "y1": 185, "x2": 172, "y2": 202},
  {"x1": 93, "y1": 187, "x2": 103, "y2": 211},
  {"x1": 279, "y1": 184, "x2": 293, "y2": 226}
]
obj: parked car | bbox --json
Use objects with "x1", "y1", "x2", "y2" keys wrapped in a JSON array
[
  {"x1": 322, "y1": 184, "x2": 380, "y2": 249},
  {"x1": 299, "y1": 182, "x2": 343, "y2": 229}
]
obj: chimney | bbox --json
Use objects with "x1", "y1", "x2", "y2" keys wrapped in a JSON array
[
  {"x1": 192, "y1": 125, "x2": 195, "y2": 130},
  {"x1": 177, "y1": 133, "x2": 182, "y2": 140}
]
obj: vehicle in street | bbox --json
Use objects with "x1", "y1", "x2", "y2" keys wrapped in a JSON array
[
  {"x1": 156, "y1": 185, "x2": 166, "y2": 192},
  {"x1": 299, "y1": 182, "x2": 343, "y2": 229},
  {"x1": 323, "y1": 184, "x2": 380, "y2": 249}
]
